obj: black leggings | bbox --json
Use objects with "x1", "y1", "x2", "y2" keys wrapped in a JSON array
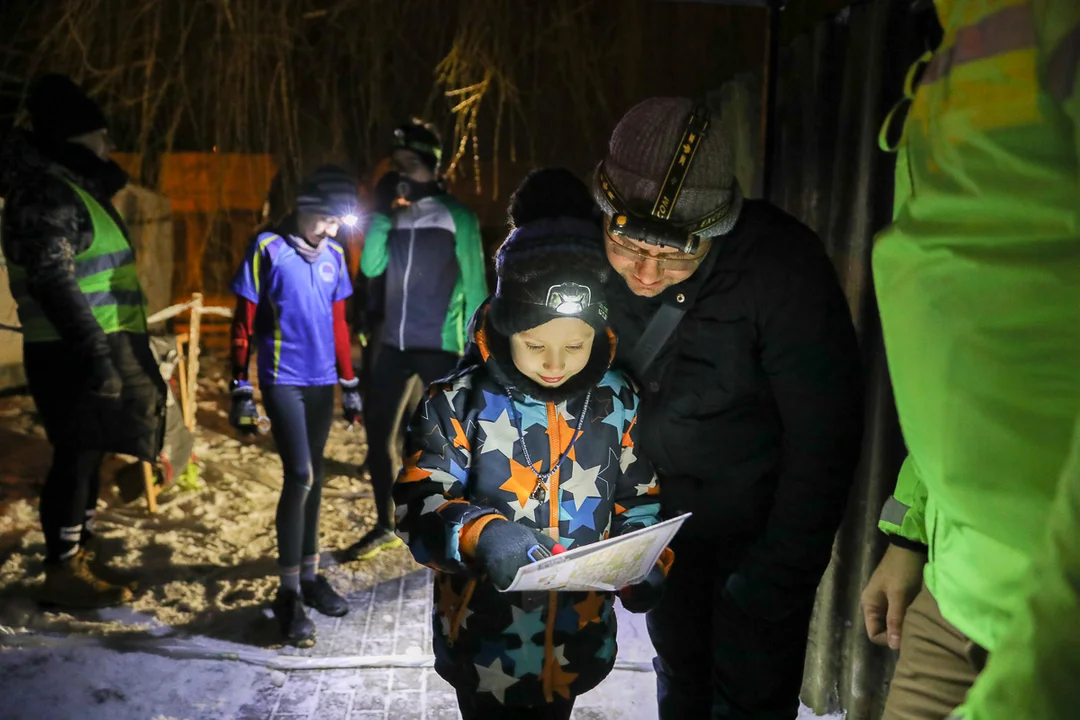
[
  {"x1": 364, "y1": 346, "x2": 459, "y2": 529},
  {"x1": 263, "y1": 384, "x2": 335, "y2": 569},
  {"x1": 39, "y1": 448, "x2": 104, "y2": 562}
]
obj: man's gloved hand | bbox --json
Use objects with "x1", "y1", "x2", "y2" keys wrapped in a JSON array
[
  {"x1": 373, "y1": 172, "x2": 406, "y2": 215},
  {"x1": 341, "y1": 377, "x2": 362, "y2": 425},
  {"x1": 619, "y1": 563, "x2": 667, "y2": 614},
  {"x1": 229, "y1": 380, "x2": 260, "y2": 435},
  {"x1": 87, "y1": 352, "x2": 123, "y2": 399},
  {"x1": 474, "y1": 520, "x2": 558, "y2": 591}
]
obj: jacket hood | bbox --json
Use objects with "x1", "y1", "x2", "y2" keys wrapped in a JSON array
[
  {"x1": 0, "y1": 129, "x2": 127, "y2": 199},
  {"x1": 468, "y1": 303, "x2": 616, "y2": 404},
  {"x1": 0, "y1": 130, "x2": 50, "y2": 198}
]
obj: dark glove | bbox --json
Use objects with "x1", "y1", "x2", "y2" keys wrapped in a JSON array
[
  {"x1": 87, "y1": 352, "x2": 122, "y2": 399},
  {"x1": 229, "y1": 380, "x2": 260, "y2": 435},
  {"x1": 340, "y1": 377, "x2": 362, "y2": 424},
  {"x1": 373, "y1": 172, "x2": 406, "y2": 215},
  {"x1": 474, "y1": 520, "x2": 558, "y2": 591},
  {"x1": 619, "y1": 563, "x2": 667, "y2": 613}
]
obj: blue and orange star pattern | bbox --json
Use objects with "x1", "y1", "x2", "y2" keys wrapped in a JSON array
[{"x1": 393, "y1": 321, "x2": 661, "y2": 709}]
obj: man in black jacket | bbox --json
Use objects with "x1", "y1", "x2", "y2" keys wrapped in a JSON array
[
  {"x1": 1, "y1": 75, "x2": 164, "y2": 608},
  {"x1": 592, "y1": 98, "x2": 864, "y2": 719}
]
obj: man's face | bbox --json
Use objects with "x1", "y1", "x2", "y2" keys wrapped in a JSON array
[
  {"x1": 603, "y1": 215, "x2": 710, "y2": 297},
  {"x1": 390, "y1": 149, "x2": 436, "y2": 183},
  {"x1": 68, "y1": 129, "x2": 113, "y2": 162}
]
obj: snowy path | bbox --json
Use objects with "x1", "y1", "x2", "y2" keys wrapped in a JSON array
[{"x1": 0, "y1": 572, "x2": 841, "y2": 719}]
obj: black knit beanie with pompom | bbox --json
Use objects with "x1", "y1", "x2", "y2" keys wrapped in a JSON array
[{"x1": 489, "y1": 168, "x2": 609, "y2": 337}]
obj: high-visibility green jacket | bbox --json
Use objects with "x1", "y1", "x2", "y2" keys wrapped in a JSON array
[
  {"x1": 7, "y1": 175, "x2": 147, "y2": 342},
  {"x1": 954, "y1": 416, "x2": 1080, "y2": 719},
  {"x1": 873, "y1": 0, "x2": 1080, "y2": 659}
]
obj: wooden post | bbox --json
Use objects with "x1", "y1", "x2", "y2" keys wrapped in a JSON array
[
  {"x1": 175, "y1": 333, "x2": 191, "y2": 430},
  {"x1": 142, "y1": 461, "x2": 158, "y2": 514},
  {"x1": 186, "y1": 293, "x2": 203, "y2": 430}
]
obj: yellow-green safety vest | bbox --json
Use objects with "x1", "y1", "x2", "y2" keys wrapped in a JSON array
[{"x1": 7, "y1": 176, "x2": 148, "y2": 342}]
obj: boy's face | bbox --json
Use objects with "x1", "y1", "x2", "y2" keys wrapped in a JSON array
[{"x1": 510, "y1": 317, "x2": 595, "y2": 388}]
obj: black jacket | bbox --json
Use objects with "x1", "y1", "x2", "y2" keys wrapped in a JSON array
[
  {"x1": 0, "y1": 130, "x2": 164, "y2": 460},
  {"x1": 0, "y1": 130, "x2": 130, "y2": 359},
  {"x1": 605, "y1": 200, "x2": 864, "y2": 616}
]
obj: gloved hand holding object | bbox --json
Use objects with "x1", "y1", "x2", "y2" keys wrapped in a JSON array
[
  {"x1": 87, "y1": 351, "x2": 122, "y2": 399},
  {"x1": 619, "y1": 563, "x2": 667, "y2": 613},
  {"x1": 229, "y1": 379, "x2": 267, "y2": 435},
  {"x1": 474, "y1": 520, "x2": 563, "y2": 590},
  {"x1": 341, "y1": 377, "x2": 362, "y2": 425}
]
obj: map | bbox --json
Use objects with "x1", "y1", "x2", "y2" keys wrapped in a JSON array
[{"x1": 500, "y1": 513, "x2": 691, "y2": 593}]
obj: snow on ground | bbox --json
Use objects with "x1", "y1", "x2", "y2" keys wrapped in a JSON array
[{"x1": 0, "y1": 352, "x2": 847, "y2": 719}]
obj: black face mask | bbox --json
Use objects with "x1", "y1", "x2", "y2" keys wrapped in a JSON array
[{"x1": 374, "y1": 171, "x2": 442, "y2": 213}]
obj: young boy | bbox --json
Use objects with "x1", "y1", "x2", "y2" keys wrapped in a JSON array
[{"x1": 393, "y1": 169, "x2": 673, "y2": 719}]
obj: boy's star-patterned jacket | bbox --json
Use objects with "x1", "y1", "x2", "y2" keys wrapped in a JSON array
[{"x1": 393, "y1": 312, "x2": 667, "y2": 707}]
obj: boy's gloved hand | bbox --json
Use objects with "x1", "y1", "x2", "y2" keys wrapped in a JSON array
[
  {"x1": 474, "y1": 520, "x2": 558, "y2": 591},
  {"x1": 340, "y1": 377, "x2": 362, "y2": 424},
  {"x1": 619, "y1": 563, "x2": 667, "y2": 613},
  {"x1": 229, "y1": 380, "x2": 260, "y2": 435}
]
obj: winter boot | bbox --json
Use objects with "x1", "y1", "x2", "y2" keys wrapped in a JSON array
[
  {"x1": 301, "y1": 575, "x2": 349, "y2": 617},
  {"x1": 272, "y1": 588, "x2": 316, "y2": 647},
  {"x1": 40, "y1": 552, "x2": 133, "y2": 609},
  {"x1": 80, "y1": 536, "x2": 139, "y2": 592}
]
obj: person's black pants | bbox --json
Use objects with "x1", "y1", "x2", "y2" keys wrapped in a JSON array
[
  {"x1": 364, "y1": 346, "x2": 459, "y2": 529},
  {"x1": 38, "y1": 448, "x2": 105, "y2": 562},
  {"x1": 263, "y1": 384, "x2": 335, "y2": 569},
  {"x1": 26, "y1": 334, "x2": 164, "y2": 564},
  {"x1": 647, "y1": 532, "x2": 816, "y2": 720},
  {"x1": 455, "y1": 689, "x2": 574, "y2": 720}
]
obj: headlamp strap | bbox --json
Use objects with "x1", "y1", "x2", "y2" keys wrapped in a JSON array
[{"x1": 650, "y1": 100, "x2": 711, "y2": 221}]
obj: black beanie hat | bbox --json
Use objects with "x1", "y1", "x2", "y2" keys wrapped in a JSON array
[
  {"x1": 392, "y1": 119, "x2": 442, "y2": 173},
  {"x1": 296, "y1": 164, "x2": 359, "y2": 217},
  {"x1": 489, "y1": 168, "x2": 609, "y2": 337},
  {"x1": 27, "y1": 74, "x2": 108, "y2": 142}
]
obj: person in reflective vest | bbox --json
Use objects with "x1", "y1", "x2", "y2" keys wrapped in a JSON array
[
  {"x1": 0, "y1": 74, "x2": 165, "y2": 609},
  {"x1": 864, "y1": 2, "x2": 1080, "y2": 718}
]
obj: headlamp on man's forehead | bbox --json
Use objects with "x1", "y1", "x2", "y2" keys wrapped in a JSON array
[{"x1": 609, "y1": 212, "x2": 701, "y2": 255}]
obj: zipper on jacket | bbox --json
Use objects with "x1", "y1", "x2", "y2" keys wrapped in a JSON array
[
  {"x1": 399, "y1": 204, "x2": 416, "y2": 350},
  {"x1": 542, "y1": 401, "x2": 562, "y2": 703}
]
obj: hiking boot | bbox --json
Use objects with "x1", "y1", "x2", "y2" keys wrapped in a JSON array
[
  {"x1": 79, "y1": 538, "x2": 139, "y2": 592},
  {"x1": 272, "y1": 588, "x2": 316, "y2": 647},
  {"x1": 301, "y1": 575, "x2": 349, "y2": 617},
  {"x1": 41, "y1": 552, "x2": 133, "y2": 609},
  {"x1": 343, "y1": 526, "x2": 403, "y2": 562}
]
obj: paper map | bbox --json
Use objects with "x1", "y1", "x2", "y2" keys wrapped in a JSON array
[{"x1": 500, "y1": 513, "x2": 691, "y2": 593}]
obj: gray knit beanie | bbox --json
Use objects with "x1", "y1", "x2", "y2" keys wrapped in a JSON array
[{"x1": 593, "y1": 97, "x2": 743, "y2": 237}]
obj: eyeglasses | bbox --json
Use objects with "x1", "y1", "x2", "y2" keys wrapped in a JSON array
[{"x1": 604, "y1": 230, "x2": 707, "y2": 270}]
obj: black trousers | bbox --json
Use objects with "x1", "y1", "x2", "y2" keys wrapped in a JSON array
[
  {"x1": 456, "y1": 689, "x2": 574, "y2": 720},
  {"x1": 25, "y1": 334, "x2": 165, "y2": 563},
  {"x1": 364, "y1": 346, "x2": 459, "y2": 529},
  {"x1": 647, "y1": 533, "x2": 816, "y2": 720},
  {"x1": 263, "y1": 384, "x2": 335, "y2": 568}
]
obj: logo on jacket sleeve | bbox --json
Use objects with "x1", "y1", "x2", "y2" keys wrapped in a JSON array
[{"x1": 318, "y1": 260, "x2": 337, "y2": 284}]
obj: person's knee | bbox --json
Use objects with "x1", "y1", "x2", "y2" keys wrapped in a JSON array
[{"x1": 282, "y1": 463, "x2": 315, "y2": 492}]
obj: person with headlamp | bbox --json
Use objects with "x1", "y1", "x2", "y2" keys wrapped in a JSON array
[
  {"x1": 345, "y1": 119, "x2": 488, "y2": 563},
  {"x1": 228, "y1": 164, "x2": 362, "y2": 646},
  {"x1": 592, "y1": 98, "x2": 865, "y2": 718}
]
